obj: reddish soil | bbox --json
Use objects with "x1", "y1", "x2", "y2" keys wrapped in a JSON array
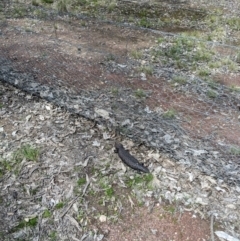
[
  {"x1": 1, "y1": 17, "x2": 240, "y2": 146},
  {"x1": 99, "y1": 204, "x2": 215, "y2": 241}
]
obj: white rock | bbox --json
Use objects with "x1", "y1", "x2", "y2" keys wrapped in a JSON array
[
  {"x1": 195, "y1": 197, "x2": 208, "y2": 205},
  {"x1": 25, "y1": 114, "x2": 32, "y2": 122},
  {"x1": 215, "y1": 231, "x2": 240, "y2": 241},
  {"x1": 94, "y1": 108, "x2": 110, "y2": 119},
  {"x1": 99, "y1": 215, "x2": 107, "y2": 222},
  {"x1": 92, "y1": 140, "x2": 100, "y2": 147},
  {"x1": 140, "y1": 72, "x2": 147, "y2": 81},
  {"x1": 144, "y1": 106, "x2": 152, "y2": 113},
  {"x1": 226, "y1": 204, "x2": 236, "y2": 210},
  {"x1": 39, "y1": 115, "x2": 45, "y2": 121},
  {"x1": 192, "y1": 149, "x2": 207, "y2": 156},
  {"x1": 188, "y1": 172, "x2": 194, "y2": 182},
  {"x1": 103, "y1": 132, "x2": 110, "y2": 140}
]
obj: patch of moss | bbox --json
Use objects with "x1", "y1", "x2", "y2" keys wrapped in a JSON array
[
  {"x1": 134, "y1": 89, "x2": 146, "y2": 98},
  {"x1": 77, "y1": 177, "x2": 86, "y2": 186},
  {"x1": 163, "y1": 109, "x2": 176, "y2": 119},
  {"x1": 230, "y1": 147, "x2": 240, "y2": 155},
  {"x1": 10, "y1": 217, "x2": 38, "y2": 233},
  {"x1": 43, "y1": 210, "x2": 51, "y2": 218},
  {"x1": 126, "y1": 173, "x2": 153, "y2": 188},
  {"x1": 14, "y1": 144, "x2": 39, "y2": 162},
  {"x1": 49, "y1": 231, "x2": 57, "y2": 241},
  {"x1": 207, "y1": 90, "x2": 217, "y2": 98},
  {"x1": 41, "y1": 0, "x2": 54, "y2": 3},
  {"x1": 55, "y1": 202, "x2": 64, "y2": 209},
  {"x1": 105, "y1": 186, "x2": 114, "y2": 198},
  {"x1": 172, "y1": 75, "x2": 187, "y2": 85}
]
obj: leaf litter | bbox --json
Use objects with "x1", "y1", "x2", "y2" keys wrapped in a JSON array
[{"x1": 0, "y1": 82, "x2": 240, "y2": 240}]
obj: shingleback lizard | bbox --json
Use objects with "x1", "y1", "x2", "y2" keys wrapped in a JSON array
[{"x1": 114, "y1": 142, "x2": 150, "y2": 173}]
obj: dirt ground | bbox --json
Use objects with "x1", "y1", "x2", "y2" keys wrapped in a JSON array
[{"x1": 0, "y1": 0, "x2": 240, "y2": 240}]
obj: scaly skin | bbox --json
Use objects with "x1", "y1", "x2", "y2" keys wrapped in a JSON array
[{"x1": 115, "y1": 142, "x2": 150, "y2": 173}]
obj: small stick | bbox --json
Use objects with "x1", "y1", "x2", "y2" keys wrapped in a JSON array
[
  {"x1": 60, "y1": 174, "x2": 90, "y2": 218},
  {"x1": 210, "y1": 214, "x2": 215, "y2": 241}
]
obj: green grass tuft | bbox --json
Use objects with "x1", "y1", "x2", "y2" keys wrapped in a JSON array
[
  {"x1": 134, "y1": 89, "x2": 146, "y2": 98},
  {"x1": 43, "y1": 210, "x2": 51, "y2": 218},
  {"x1": 14, "y1": 144, "x2": 39, "y2": 162},
  {"x1": 77, "y1": 177, "x2": 86, "y2": 186},
  {"x1": 55, "y1": 202, "x2": 64, "y2": 209},
  {"x1": 207, "y1": 90, "x2": 217, "y2": 98},
  {"x1": 41, "y1": 0, "x2": 54, "y2": 3},
  {"x1": 10, "y1": 217, "x2": 38, "y2": 233},
  {"x1": 105, "y1": 186, "x2": 114, "y2": 198},
  {"x1": 163, "y1": 109, "x2": 176, "y2": 119}
]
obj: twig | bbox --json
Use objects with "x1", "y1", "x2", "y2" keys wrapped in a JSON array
[
  {"x1": 60, "y1": 174, "x2": 90, "y2": 218},
  {"x1": 210, "y1": 214, "x2": 215, "y2": 241}
]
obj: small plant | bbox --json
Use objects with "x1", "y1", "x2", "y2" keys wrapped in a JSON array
[
  {"x1": 76, "y1": 210, "x2": 85, "y2": 222},
  {"x1": 0, "y1": 158, "x2": 12, "y2": 176},
  {"x1": 33, "y1": 9, "x2": 47, "y2": 18},
  {"x1": 126, "y1": 173, "x2": 153, "y2": 188},
  {"x1": 105, "y1": 186, "x2": 114, "y2": 198},
  {"x1": 30, "y1": 187, "x2": 38, "y2": 196},
  {"x1": 139, "y1": 17, "x2": 151, "y2": 28},
  {"x1": 139, "y1": 66, "x2": 153, "y2": 75},
  {"x1": 207, "y1": 80, "x2": 217, "y2": 89},
  {"x1": 43, "y1": 210, "x2": 51, "y2": 218},
  {"x1": 227, "y1": 61, "x2": 238, "y2": 71},
  {"x1": 134, "y1": 89, "x2": 146, "y2": 98},
  {"x1": 164, "y1": 205, "x2": 175, "y2": 214},
  {"x1": 41, "y1": 0, "x2": 54, "y2": 3},
  {"x1": 143, "y1": 173, "x2": 154, "y2": 183},
  {"x1": 10, "y1": 217, "x2": 38, "y2": 233},
  {"x1": 0, "y1": 150, "x2": 31, "y2": 176},
  {"x1": 229, "y1": 85, "x2": 240, "y2": 92},
  {"x1": 193, "y1": 50, "x2": 212, "y2": 62},
  {"x1": 55, "y1": 202, "x2": 64, "y2": 209},
  {"x1": 107, "y1": 2, "x2": 116, "y2": 12},
  {"x1": 131, "y1": 50, "x2": 143, "y2": 59},
  {"x1": 157, "y1": 37, "x2": 165, "y2": 44},
  {"x1": 77, "y1": 177, "x2": 86, "y2": 186},
  {"x1": 163, "y1": 109, "x2": 176, "y2": 119},
  {"x1": 207, "y1": 90, "x2": 217, "y2": 98},
  {"x1": 221, "y1": 58, "x2": 235, "y2": 66},
  {"x1": 14, "y1": 144, "x2": 39, "y2": 162},
  {"x1": 230, "y1": 147, "x2": 240, "y2": 155},
  {"x1": 111, "y1": 88, "x2": 118, "y2": 95},
  {"x1": 198, "y1": 68, "x2": 210, "y2": 77},
  {"x1": 49, "y1": 231, "x2": 57, "y2": 241},
  {"x1": 126, "y1": 175, "x2": 143, "y2": 188},
  {"x1": 56, "y1": 0, "x2": 68, "y2": 12},
  {"x1": 13, "y1": 6, "x2": 27, "y2": 17},
  {"x1": 227, "y1": 17, "x2": 240, "y2": 31},
  {"x1": 172, "y1": 75, "x2": 186, "y2": 85},
  {"x1": 32, "y1": 0, "x2": 39, "y2": 6},
  {"x1": 105, "y1": 54, "x2": 115, "y2": 61},
  {"x1": 208, "y1": 61, "x2": 222, "y2": 69}
]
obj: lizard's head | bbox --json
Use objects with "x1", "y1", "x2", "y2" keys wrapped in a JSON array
[{"x1": 115, "y1": 142, "x2": 123, "y2": 150}]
